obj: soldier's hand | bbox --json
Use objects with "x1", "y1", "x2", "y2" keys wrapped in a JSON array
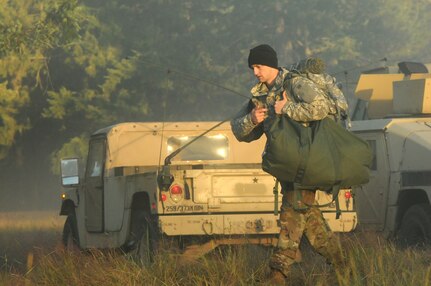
[
  {"x1": 274, "y1": 91, "x2": 289, "y2": 114},
  {"x1": 251, "y1": 106, "x2": 267, "y2": 124}
]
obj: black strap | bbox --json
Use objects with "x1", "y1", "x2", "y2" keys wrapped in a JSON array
[
  {"x1": 292, "y1": 184, "x2": 343, "y2": 220},
  {"x1": 332, "y1": 184, "x2": 342, "y2": 219},
  {"x1": 294, "y1": 124, "x2": 312, "y2": 183},
  {"x1": 273, "y1": 180, "x2": 279, "y2": 216}
]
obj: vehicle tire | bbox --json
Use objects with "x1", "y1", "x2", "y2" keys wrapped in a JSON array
[
  {"x1": 397, "y1": 204, "x2": 431, "y2": 247},
  {"x1": 128, "y1": 211, "x2": 157, "y2": 266},
  {"x1": 62, "y1": 215, "x2": 80, "y2": 251},
  {"x1": 133, "y1": 221, "x2": 152, "y2": 266}
]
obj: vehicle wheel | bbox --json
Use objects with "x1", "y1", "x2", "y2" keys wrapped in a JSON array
[
  {"x1": 62, "y1": 215, "x2": 80, "y2": 251},
  {"x1": 397, "y1": 204, "x2": 431, "y2": 247},
  {"x1": 133, "y1": 222, "x2": 152, "y2": 266},
  {"x1": 128, "y1": 211, "x2": 157, "y2": 266}
]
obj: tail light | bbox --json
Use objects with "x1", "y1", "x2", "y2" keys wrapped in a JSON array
[
  {"x1": 170, "y1": 184, "x2": 183, "y2": 195},
  {"x1": 161, "y1": 193, "x2": 167, "y2": 201},
  {"x1": 344, "y1": 190, "x2": 352, "y2": 210},
  {"x1": 170, "y1": 184, "x2": 183, "y2": 203}
]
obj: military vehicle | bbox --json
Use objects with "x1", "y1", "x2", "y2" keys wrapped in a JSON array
[
  {"x1": 351, "y1": 61, "x2": 431, "y2": 246},
  {"x1": 59, "y1": 120, "x2": 357, "y2": 263}
]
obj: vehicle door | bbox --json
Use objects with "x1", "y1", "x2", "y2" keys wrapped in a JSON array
[
  {"x1": 84, "y1": 137, "x2": 106, "y2": 232},
  {"x1": 355, "y1": 133, "x2": 389, "y2": 230}
]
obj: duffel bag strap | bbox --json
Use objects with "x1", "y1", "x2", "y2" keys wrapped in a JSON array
[
  {"x1": 294, "y1": 125, "x2": 312, "y2": 184},
  {"x1": 332, "y1": 184, "x2": 342, "y2": 219},
  {"x1": 299, "y1": 184, "x2": 343, "y2": 220},
  {"x1": 291, "y1": 185, "x2": 310, "y2": 211},
  {"x1": 273, "y1": 179, "x2": 279, "y2": 216}
]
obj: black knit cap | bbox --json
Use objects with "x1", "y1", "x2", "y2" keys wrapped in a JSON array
[{"x1": 248, "y1": 44, "x2": 278, "y2": 69}]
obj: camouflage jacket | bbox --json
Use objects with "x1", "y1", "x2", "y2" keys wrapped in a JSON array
[{"x1": 231, "y1": 67, "x2": 335, "y2": 142}]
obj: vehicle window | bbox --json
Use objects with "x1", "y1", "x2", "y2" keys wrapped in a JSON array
[
  {"x1": 86, "y1": 139, "x2": 105, "y2": 178},
  {"x1": 167, "y1": 134, "x2": 229, "y2": 161},
  {"x1": 366, "y1": 140, "x2": 377, "y2": 171}
]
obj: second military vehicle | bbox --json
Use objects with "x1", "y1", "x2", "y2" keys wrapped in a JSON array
[{"x1": 351, "y1": 62, "x2": 431, "y2": 246}]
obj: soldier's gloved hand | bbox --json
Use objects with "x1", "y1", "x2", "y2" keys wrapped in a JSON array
[{"x1": 274, "y1": 91, "x2": 289, "y2": 114}]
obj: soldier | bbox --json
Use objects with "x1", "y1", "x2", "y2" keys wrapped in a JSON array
[{"x1": 230, "y1": 44, "x2": 346, "y2": 284}]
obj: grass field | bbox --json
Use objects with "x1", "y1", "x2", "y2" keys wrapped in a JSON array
[
  {"x1": 0, "y1": 211, "x2": 430, "y2": 285},
  {"x1": 0, "y1": 211, "x2": 64, "y2": 273}
]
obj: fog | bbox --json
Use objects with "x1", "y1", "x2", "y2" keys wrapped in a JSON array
[{"x1": 1, "y1": 0, "x2": 431, "y2": 211}]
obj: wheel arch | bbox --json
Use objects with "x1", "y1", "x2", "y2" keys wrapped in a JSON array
[
  {"x1": 131, "y1": 191, "x2": 151, "y2": 213},
  {"x1": 60, "y1": 199, "x2": 76, "y2": 216},
  {"x1": 123, "y1": 191, "x2": 158, "y2": 252}
]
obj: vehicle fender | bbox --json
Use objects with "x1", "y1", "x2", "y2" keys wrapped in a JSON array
[{"x1": 60, "y1": 199, "x2": 77, "y2": 216}]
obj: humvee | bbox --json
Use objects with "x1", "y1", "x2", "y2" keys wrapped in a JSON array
[
  {"x1": 59, "y1": 120, "x2": 357, "y2": 263},
  {"x1": 351, "y1": 62, "x2": 431, "y2": 246}
]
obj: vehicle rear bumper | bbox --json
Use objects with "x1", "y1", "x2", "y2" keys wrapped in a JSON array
[{"x1": 159, "y1": 211, "x2": 357, "y2": 236}]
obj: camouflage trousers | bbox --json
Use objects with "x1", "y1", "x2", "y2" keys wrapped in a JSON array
[{"x1": 269, "y1": 186, "x2": 345, "y2": 276}]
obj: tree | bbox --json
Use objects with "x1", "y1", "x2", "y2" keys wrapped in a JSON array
[
  {"x1": 0, "y1": 0, "x2": 100, "y2": 209},
  {"x1": 0, "y1": 0, "x2": 91, "y2": 159},
  {"x1": 1, "y1": 0, "x2": 431, "y2": 210}
]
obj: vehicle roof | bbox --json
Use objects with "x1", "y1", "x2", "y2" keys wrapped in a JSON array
[
  {"x1": 93, "y1": 121, "x2": 267, "y2": 170},
  {"x1": 350, "y1": 118, "x2": 393, "y2": 132},
  {"x1": 92, "y1": 121, "x2": 230, "y2": 136}
]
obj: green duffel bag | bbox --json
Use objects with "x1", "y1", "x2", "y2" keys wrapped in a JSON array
[{"x1": 262, "y1": 115, "x2": 372, "y2": 190}]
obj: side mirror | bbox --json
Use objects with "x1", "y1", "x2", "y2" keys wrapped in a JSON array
[{"x1": 61, "y1": 158, "x2": 80, "y2": 186}]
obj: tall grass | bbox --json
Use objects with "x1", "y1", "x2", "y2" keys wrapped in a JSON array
[
  {"x1": 337, "y1": 237, "x2": 431, "y2": 286},
  {"x1": 1, "y1": 212, "x2": 430, "y2": 285},
  {"x1": 5, "y1": 240, "x2": 431, "y2": 286},
  {"x1": 0, "y1": 211, "x2": 64, "y2": 273}
]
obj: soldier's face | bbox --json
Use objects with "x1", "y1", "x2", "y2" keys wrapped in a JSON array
[{"x1": 252, "y1": 65, "x2": 278, "y2": 85}]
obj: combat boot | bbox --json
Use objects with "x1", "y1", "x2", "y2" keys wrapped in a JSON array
[{"x1": 267, "y1": 269, "x2": 286, "y2": 285}]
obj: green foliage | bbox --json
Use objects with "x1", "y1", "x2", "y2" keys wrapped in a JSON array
[
  {"x1": 42, "y1": 50, "x2": 144, "y2": 128},
  {"x1": 43, "y1": 87, "x2": 77, "y2": 119},
  {"x1": 341, "y1": 0, "x2": 431, "y2": 62},
  {"x1": 0, "y1": 0, "x2": 87, "y2": 56},
  {"x1": 0, "y1": 85, "x2": 30, "y2": 160},
  {"x1": 0, "y1": 82, "x2": 29, "y2": 150},
  {"x1": 0, "y1": 0, "x2": 92, "y2": 162}
]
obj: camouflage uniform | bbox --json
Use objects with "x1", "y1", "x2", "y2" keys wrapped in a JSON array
[
  {"x1": 231, "y1": 67, "x2": 346, "y2": 276},
  {"x1": 270, "y1": 183, "x2": 345, "y2": 276}
]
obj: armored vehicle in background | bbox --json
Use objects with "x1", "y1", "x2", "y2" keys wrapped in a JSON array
[
  {"x1": 351, "y1": 62, "x2": 431, "y2": 246},
  {"x1": 59, "y1": 121, "x2": 356, "y2": 263}
]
